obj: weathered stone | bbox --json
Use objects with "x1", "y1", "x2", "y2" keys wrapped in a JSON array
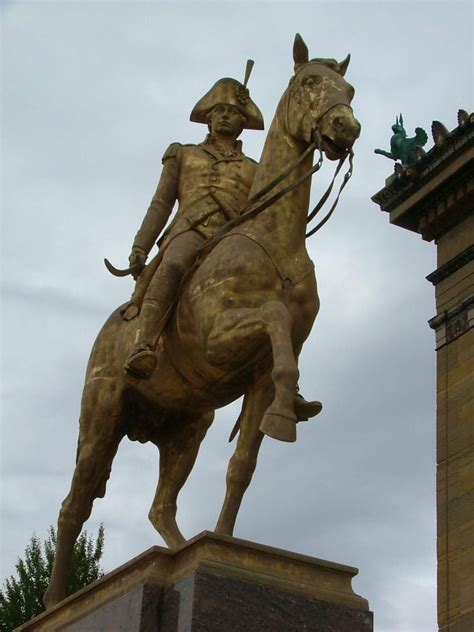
[
  {"x1": 17, "y1": 532, "x2": 372, "y2": 632},
  {"x1": 159, "y1": 569, "x2": 373, "y2": 632}
]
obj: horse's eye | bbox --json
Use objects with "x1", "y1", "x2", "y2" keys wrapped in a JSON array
[{"x1": 306, "y1": 76, "x2": 322, "y2": 89}]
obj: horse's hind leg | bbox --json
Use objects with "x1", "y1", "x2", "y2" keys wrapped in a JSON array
[
  {"x1": 149, "y1": 410, "x2": 214, "y2": 548},
  {"x1": 44, "y1": 379, "x2": 123, "y2": 609},
  {"x1": 215, "y1": 381, "x2": 272, "y2": 536}
]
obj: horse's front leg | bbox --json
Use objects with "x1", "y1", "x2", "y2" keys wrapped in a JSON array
[
  {"x1": 258, "y1": 301, "x2": 299, "y2": 441},
  {"x1": 215, "y1": 381, "x2": 271, "y2": 536},
  {"x1": 204, "y1": 300, "x2": 299, "y2": 442}
]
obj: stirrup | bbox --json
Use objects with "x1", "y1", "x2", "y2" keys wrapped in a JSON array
[{"x1": 124, "y1": 348, "x2": 157, "y2": 379}]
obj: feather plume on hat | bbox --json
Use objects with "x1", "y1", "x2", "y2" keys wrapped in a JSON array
[{"x1": 190, "y1": 61, "x2": 264, "y2": 130}]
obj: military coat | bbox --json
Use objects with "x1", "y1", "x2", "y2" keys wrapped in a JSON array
[{"x1": 133, "y1": 138, "x2": 258, "y2": 254}]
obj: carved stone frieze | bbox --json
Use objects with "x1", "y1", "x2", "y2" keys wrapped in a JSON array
[{"x1": 428, "y1": 294, "x2": 474, "y2": 348}]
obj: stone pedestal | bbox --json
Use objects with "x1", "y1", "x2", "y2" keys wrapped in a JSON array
[{"x1": 16, "y1": 531, "x2": 373, "y2": 632}]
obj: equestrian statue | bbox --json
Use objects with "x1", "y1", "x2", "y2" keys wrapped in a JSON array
[{"x1": 44, "y1": 33, "x2": 361, "y2": 608}]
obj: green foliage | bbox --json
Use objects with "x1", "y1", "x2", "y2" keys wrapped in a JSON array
[{"x1": 0, "y1": 525, "x2": 104, "y2": 631}]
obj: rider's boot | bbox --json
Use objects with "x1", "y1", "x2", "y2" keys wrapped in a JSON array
[
  {"x1": 294, "y1": 391, "x2": 322, "y2": 421},
  {"x1": 124, "y1": 252, "x2": 188, "y2": 379},
  {"x1": 228, "y1": 390, "x2": 323, "y2": 443},
  {"x1": 124, "y1": 300, "x2": 163, "y2": 379}
]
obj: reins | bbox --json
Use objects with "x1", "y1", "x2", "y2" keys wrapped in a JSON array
[
  {"x1": 199, "y1": 141, "x2": 322, "y2": 252},
  {"x1": 240, "y1": 97, "x2": 356, "y2": 236},
  {"x1": 305, "y1": 148, "x2": 353, "y2": 237},
  {"x1": 200, "y1": 141, "x2": 353, "y2": 253},
  {"x1": 246, "y1": 137, "x2": 319, "y2": 206},
  {"x1": 198, "y1": 88, "x2": 356, "y2": 253}
]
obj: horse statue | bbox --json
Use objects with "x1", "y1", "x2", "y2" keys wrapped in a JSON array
[{"x1": 44, "y1": 33, "x2": 360, "y2": 608}]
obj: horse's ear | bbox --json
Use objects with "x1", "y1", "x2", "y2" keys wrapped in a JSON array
[
  {"x1": 293, "y1": 33, "x2": 309, "y2": 71},
  {"x1": 400, "y1": 113, "x2": 404, "y2": 127},
  {"x1": 338, "y1": 53, "x2": 351, "y2": 76}
]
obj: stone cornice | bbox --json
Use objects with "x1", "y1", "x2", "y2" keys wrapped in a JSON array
[
  {"x1": 372, "y1": 111, "x2": 474, "y2": 241},
  {"x1": 426, "y1": 245, "x2": 474, "y2": 286}
]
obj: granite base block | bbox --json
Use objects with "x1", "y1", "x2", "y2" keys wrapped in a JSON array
[
  {"x1": 61, "y1": 584, "x2": 159, "y2": 632},
  {"x1": 15, "y1": 531, "x2": 373, "y2": 632},
  {"x1": 161, "y1": 569, "x2": 373, "y2": 632}
]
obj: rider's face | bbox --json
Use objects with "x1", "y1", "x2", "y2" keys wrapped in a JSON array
[{"x1": 208, "y1": 104, "x2": 244, "y2": 139}]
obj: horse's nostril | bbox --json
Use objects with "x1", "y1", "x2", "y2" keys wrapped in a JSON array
[{"x1": 333, "y1": 116, "x2": 344, "y2": 130}]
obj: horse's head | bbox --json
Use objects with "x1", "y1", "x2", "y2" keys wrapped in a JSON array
[{"x1": 285, "y1": 34, "x2": 361, "y2": 160}]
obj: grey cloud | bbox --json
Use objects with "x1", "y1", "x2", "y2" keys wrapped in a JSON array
[{"x1": 2, "y1": 3, "x2": 471, "y2": 631}]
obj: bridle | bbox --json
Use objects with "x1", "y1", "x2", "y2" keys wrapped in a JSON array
[
  {"x1": 201, "y1": 90, "x2": 355, "y2": 252},
  {"x1": 267, "y1": 86, "x2": 355, "y2": 237},
  {"x1": 105, "y1": 85, "x2": 355, "y2": 277}
]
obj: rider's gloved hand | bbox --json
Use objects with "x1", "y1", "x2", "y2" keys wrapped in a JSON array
[{"x1": 129, "y1": 247, "x2": 147, "y2": 280}]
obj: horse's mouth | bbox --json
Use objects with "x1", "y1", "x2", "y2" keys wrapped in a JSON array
[{"x1": 321, "y1": 134, "x2": 350, "y2": 160}]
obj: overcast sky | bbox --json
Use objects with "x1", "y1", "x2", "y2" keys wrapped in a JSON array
[{"x1": 1, "y1": 1, "x2": 472, "y2": 631}]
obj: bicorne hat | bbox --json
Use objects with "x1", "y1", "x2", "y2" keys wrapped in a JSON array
[{"x1": 190, "y1": 77, "x2": 264, "y2": 130}]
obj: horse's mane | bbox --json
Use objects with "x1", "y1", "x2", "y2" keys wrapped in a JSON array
[
  {"x1": 310, "y1": 57, "x2": 340, "y2": 69},
  {"x1": 292, "y1": 56, "x2": 349, "y2": 80}
]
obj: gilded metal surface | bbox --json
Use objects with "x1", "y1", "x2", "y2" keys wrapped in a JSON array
[{"x1": 44, "y1": 34, "x2": 360, "y2": 609}]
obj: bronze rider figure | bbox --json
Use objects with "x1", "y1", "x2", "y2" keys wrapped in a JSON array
[{"x1": 124, "y1": 72, "x2": 321, "y2": 421}]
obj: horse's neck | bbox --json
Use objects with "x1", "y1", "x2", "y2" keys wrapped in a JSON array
[{"x1": 248, "y1": 101, "x2": 313, "y2": 253}]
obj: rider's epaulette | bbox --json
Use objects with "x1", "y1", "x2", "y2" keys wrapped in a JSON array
[{"x1": 161, "y1": 142, "x2": 183, "y2": 163}]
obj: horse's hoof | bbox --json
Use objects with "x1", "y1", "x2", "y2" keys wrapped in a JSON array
[
  {"x1": 214, "y1": 523, "x2": 234, "y2": 537},
  {"x1": 43, "y1": 587, "x2": 64, "y2": 610},
  {"x1": 260, "y1": 411, "x2": 297, "y2": 442},
  {"x1": 149, "y1": 506, "x2": 186, "y2": 549}
]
